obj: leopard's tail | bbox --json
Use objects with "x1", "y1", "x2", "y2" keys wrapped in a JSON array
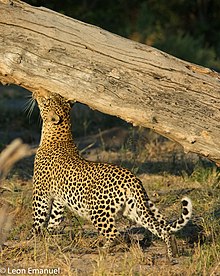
[
  {"x1": 168, "y1": 197, "x2": 192, "y2": 233},
  {"x1": 146, "y1": 196, "x2": 192, "y2": 232}
]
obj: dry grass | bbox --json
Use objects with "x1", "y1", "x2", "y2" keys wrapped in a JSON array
[
  {"x1": 0, "y1": 139, "x2": 35, "y2": 251},
  {"x1": 0, "y1": 157, "x2": 219, "y2": 275}
]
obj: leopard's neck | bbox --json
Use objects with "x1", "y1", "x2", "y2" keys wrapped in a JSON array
[{"x1": 39, "y1": 120, "x2": 74, "y2": 146}]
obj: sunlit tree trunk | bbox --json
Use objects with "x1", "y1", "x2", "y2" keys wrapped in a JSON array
[{"x1": 1, "y1": 0, "x2": 220, "y2": 164}]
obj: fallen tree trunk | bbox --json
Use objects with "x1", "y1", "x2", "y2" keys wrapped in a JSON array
[{"x1": 1, "y1": 0, "x2": 220, "y2": 164}]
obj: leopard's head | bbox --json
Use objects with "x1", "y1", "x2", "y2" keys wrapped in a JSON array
[{"x1": 33, "y1": 91, "x2": 73, "y2": 125}]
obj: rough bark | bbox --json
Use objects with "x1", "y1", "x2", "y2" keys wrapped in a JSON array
[{"x1": 1, "y1": 0, "x2": 220, "y2": 164}]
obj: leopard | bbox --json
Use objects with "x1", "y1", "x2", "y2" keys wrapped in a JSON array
[{"x1": 31, "y1": 90, "x2": 192, "y2": 261}]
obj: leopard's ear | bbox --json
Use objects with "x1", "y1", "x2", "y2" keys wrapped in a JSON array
[
  {"x1": 66, "y1": 98, "x2": 76, "y2": 107},
  {"x1": 47, "y1": 110, "x2": 60, "y2": 124}
]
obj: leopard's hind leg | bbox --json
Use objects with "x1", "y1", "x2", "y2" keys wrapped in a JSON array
[
  {"x1": 47, "y1": 199, "x2": 65, "y2": 233},
  {"x1": 90, "y1": 211, "x2": 120, "y2": 248}
]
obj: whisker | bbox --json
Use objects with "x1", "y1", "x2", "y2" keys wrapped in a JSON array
[
  {"x1": 23, "y1": 96, "x2": 33, "y2": 112},
  {"x1": 23, "y1": 95, "x2": 36, "y2": 121}
]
